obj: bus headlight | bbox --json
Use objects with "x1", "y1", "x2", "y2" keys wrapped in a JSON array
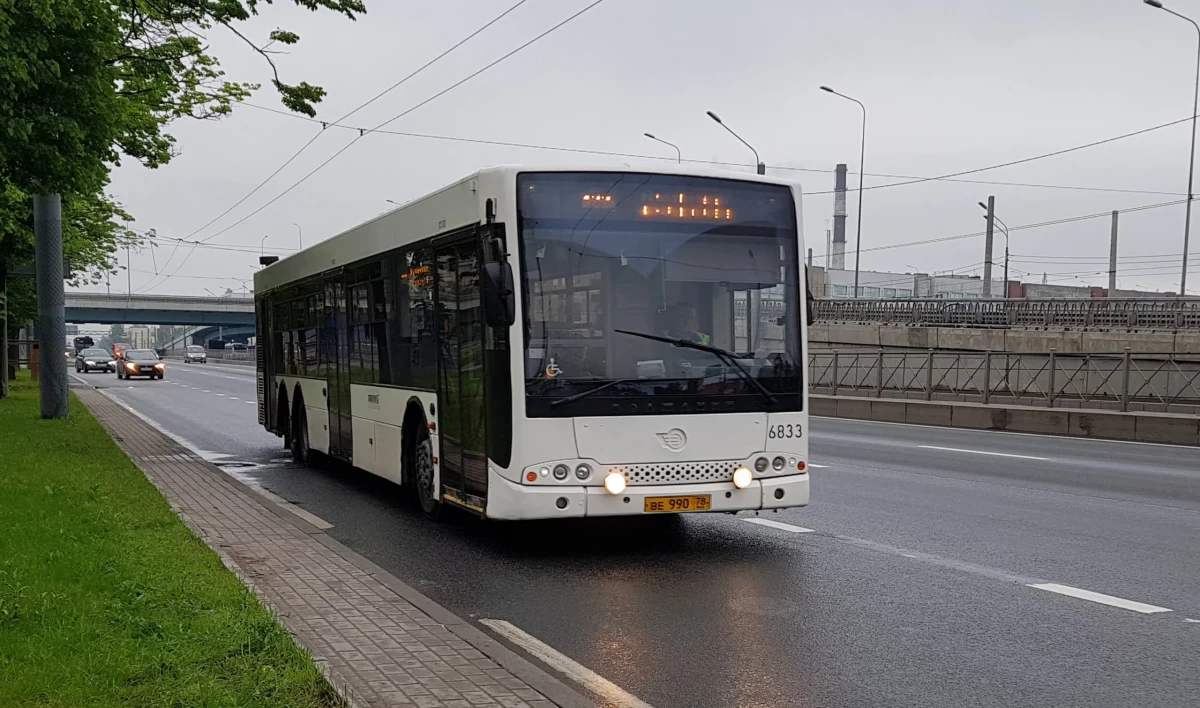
[
  {"x1": 552, "y1": 464, "x2": 570, "y2": 481},
  {"x1": 772, "y1": 456, "x2": 786, "y2": 471},
  {"x1": 575, "y1": 464, "x2": 592, "y2": 481},
  {"x1": 754, "y1": 457, "x2": 769, "y2": 472},
  {"x1": 732, "y1": 467, "x2": 753, "y2": 489},
  {"x1": 603, "y1": 471, "x2": 626, "y2": 495}
]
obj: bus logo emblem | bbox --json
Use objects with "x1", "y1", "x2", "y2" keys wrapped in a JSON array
[{"x1": 656, "y1": 429, "x2": 687, "y2": 452}]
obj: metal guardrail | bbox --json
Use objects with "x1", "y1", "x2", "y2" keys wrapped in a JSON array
[
  {"x1": 813, "y1": 298, "x2": 1200, "y2": 331},
  {"x1": 809, "y1": 348, "x2": 1200, "y2": 414}
]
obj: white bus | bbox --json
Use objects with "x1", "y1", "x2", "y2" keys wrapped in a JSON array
[{"x1": 254, "y1": 166, "x2": 810, "y2": 521}]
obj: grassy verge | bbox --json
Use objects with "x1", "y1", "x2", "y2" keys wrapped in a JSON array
[{"x1": 0, "y1": 375, "x2": 340, "y2": 708}]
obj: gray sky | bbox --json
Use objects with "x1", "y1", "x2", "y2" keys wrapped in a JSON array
[{"x1": 102, "y1": 0, "x2": 1200, "y2": 297}]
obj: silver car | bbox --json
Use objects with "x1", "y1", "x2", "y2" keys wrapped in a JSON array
[
  {"x1": 183, "y1": 345, "x2": 208, "y2": 363},
  {"x1": 76, "y1": 348, "x2": 116, "y2": 373}
]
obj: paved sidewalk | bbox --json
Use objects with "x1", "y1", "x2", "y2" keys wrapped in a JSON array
[{"x1": 74, "y1": 385, "x2": 591, "y2": 708}]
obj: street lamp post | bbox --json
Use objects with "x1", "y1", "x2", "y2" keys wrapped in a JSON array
[
  {"x1": 260, "y1": 234, "x2": 269, "y2": 257},
  {"x1": 821, "y1": 86, "x2": 868, "y2": 298},
  {"x1": 705, "y1": 111, "x2": 766, "y2": 175},
  {"x1": 293, "y1": 222, "x2": 303, "y2": 250},
  {"x1": 980, "y1": 202, "x2": 1010, "y2": 295},
  {"x1": 643, "y1": 133, "x2": 681, "y2": 163},
  {"x1": 1145, "y1": 0, "x2": 1200, "y2": 294}
]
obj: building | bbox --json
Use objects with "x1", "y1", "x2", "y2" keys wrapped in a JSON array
[{"x1": 822, "y1": 268, "x2": 1007, "y2": 299}]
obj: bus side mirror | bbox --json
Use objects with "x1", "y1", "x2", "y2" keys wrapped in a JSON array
[{"x1": 481, "y1": 261, "x2": 516, "y2": 328}]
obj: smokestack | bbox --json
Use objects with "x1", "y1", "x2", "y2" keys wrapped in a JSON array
[{"x1": 831, "y1": 163, "x2": 848, "y2": 270}]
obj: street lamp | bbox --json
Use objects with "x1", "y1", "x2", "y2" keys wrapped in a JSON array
[
  {"x1": 260, "y1": 234, "x2": 269, "y2": 257},
  {"x1": 643, "y1": 133, "x2": 681, "y2": 163},
  {"x1": 293, "y1": 222, "x2": 303, "y2": 250},
  {"x1": 821, "y1": 86, "x2": 868, "y2": 299},
  {"x1": 1144, "y1": 0, "x2": 1200, "y2": 294},
  {"x1": 979, "y1": 201, "x2": 1010, "y2": 295},
  {"x1": 705, "y1": 111, "x2": 766, "y2": 175}
]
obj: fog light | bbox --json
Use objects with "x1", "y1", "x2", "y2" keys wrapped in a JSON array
[
  {"x1": 552, "y1": 464, "x2": 570, "y2": 481},
  {"x1": 575, "y1": 464, "x2": 592, "y2": 481},
  {"x1": 732, "y1": 467, "x2": 753, "y2": 489},
  {"x1": 754, "y1": 457, "x2": 769, "y2": 472},
  {"x1": 539, "y1": 467, "x2": 550, "y2": 477},
  {"x1": 772, "y1": 456, "x2": 786, "y2": 471},
  {"x1": 603, "y1": 471, "x2": 626, "y2": 495}
]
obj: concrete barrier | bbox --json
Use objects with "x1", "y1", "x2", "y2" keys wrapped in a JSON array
[
  {"x1": 811, "y1": 394, "x2": 1199, "y2": 445},
  {"x1": 810, "y1": 323, "x2": 1200, "y2": 355}
]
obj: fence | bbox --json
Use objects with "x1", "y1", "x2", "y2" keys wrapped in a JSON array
[
  {"x1": 808, "y1": 348, "x2": 1200, "y2": 415},
  {"x1": 813, "y1": 298, "x2": 1200, "y2": 331}
]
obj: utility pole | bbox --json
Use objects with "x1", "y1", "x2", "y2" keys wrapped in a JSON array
[
  {"x1": 1, "y1": 266, "x2": 8, "y2": 400},
  {"x1": 34, "y1": 194, "x2": 67, "y2": 419},
  {"x1": 982, "y1": 195, "x2": 995, "y2": 297},
  {"x1": 1109, "y1": 210, "x2": 1119, "y2": 296},
  {"x1": 126, "y1": 246, "x2": 132, "y2": 298}
]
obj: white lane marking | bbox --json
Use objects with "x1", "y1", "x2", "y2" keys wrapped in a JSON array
[
  {"x1": 229, "y1": 397, "x2": 240, "y2": 401},
  {"x1": 215, "y1": 393, "x2": 226, "y2": 397},
  {"x1": 1186, "y1": 618, "x2": 1200, "y2": 623},
  {"x1": 202, "y1": 390, "x2": 211, "y2": 393},
  {"x1": 246, "y1": 401, "x2": 255, "y2": 405},
  {"x1": 918, "y1": 445, "x2": 1048, "y2": 461},
  {"x1": 479, "y1": 620, "x2": 654, "y2": 708},
  {"x1": 1028, "y1": 583, "x2": 1172, "y2": 614},
  {"x1": 808, "y1": 463, "x2": 829, "y2": 468},
  {"x1": 742, "y1": 518, "x2": 815, "y2": 533}
]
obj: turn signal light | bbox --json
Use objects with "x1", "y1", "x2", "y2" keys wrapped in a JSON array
[
  {"x1": 797, "y1": 461, "x2": 807, "y2": 471},
  {"x1": 526, "y1": 471, "x2": 538, "y2": 482}
]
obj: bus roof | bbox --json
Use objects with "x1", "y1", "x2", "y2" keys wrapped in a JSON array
[{"x1": 254, "y1": 164, "x2": 803, "y2": 294}]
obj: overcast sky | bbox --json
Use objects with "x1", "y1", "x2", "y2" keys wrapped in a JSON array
[{"x1": 98, "y1": 0, "x2": 1200, "y2": 297}]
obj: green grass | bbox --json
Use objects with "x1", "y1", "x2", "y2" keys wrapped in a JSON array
[{"x1": 0, "y1": 375, "x2": 341, "y2": 708}]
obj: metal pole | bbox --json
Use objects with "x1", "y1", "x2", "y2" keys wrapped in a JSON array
[
  {"x1": 34, "y1": 193, "x2": 68, "y2": 419},
  {"x1": 875, "y1": 348, "x2": 884, "y2": 398},
  {"x1": 1109, "y1": 210, "x2": 1119, "y2": 296},
  {"x1": 1185, "y1": 14, "x2": 1200, "y2": 294},
  {"x1": 853, "y1": 105, "x2": 866, "y2": 298},
  {"x1": 1121, "y1": 347, "x2": 1132, "y2": 412},
  {"x1": 831, "y1": 349, "x2": 839, "y2": 396},
  {"x1": 126, "y1": 246, "x2": 131, "y2": 298},
  {"x1": 982, "y1": 196, "x2": 995, "y2": 297},
  {"x1": 983, "y1": 350, "x2": 992, "y2": 404},
  {"x1": 925, "y1": 348, "x2": 935, "y2": 400},
  {"x1": 294, "y1": 222, "x2": 303, "y2": 250},
  {"x1": 1047, "y1": 348, "x2": 1057, "y2": 409}
]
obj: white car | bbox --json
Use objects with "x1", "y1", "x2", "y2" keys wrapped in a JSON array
[{"x1": 183, "y1": 345, "x2": 208, "y2": 363}]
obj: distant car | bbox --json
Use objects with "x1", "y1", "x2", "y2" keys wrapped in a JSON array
[
  {"x1": 183, "y1": 345, "x2": 207, "y2": 363},
  {"x1": 117, "y1": 349, "x2": 165, "y2": 380},
  {"x1": 76, "y1": 348, "x2": 116, "y2": 373},
  {"x1": 229, "y1": 343, "x2": 248, "y2": 351},
  {"x1": 112, "y1": 342, "x2": 131, "y2": 360}
]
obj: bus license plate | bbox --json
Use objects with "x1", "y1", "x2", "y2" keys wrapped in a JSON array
[{"x1": 644, "y1": 495, "x2": 712, "y2": 514}]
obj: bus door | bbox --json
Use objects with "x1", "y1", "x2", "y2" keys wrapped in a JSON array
[
  {"x1": 433, "y1": 236, "x2": 489, "y2": 512},
  {"x1": 324, "y1": 274, "x2": 353, "y2": 461}
]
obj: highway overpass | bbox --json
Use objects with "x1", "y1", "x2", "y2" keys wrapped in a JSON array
[{"x1": 64, "y1": 293, "x2": 254, "y2": 326}]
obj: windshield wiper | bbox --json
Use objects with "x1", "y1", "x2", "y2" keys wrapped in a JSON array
[
  {"x1": 614, "y1": 329, "x2": 778, "y2": 405},
  {"x1": 549, "y1": 378, "x2": 645, "y2": 408}
]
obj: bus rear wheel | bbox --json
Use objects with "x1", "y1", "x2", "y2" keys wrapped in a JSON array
[{"x1": 414, "y1": 430, "x2": 441, "y2": 521}]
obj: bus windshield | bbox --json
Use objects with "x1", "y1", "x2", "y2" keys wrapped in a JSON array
[{"x1": 517, "y1": 172, "x2": 804, "y2": 418}]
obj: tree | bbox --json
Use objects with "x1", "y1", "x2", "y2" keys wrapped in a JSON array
[
  {"x1": 1, "y1": 0, "x2": 367, "y2": 196},
  {"x1": 109, "y1": 323, "x2": 127, "y2": 343},
  {"x1": 0, "y1": 0, "x2": 366, "y2": 398}
]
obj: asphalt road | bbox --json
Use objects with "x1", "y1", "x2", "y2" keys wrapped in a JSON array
[{"x1": 82, "y1": 363, "x2": 1200, "y2": 708}]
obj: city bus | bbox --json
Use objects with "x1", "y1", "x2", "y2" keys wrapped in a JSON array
[{"x1": 253, "y1": 166, "x2": 810, "y2": 521}]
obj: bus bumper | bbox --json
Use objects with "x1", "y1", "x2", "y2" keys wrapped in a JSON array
[{"x1": 485, "y1": 468, "x2": 809, "y2": 521}]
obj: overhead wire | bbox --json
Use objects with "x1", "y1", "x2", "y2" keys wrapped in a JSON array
[
  {"x1": 239, "y1": 100, "x2": 1190, "y2": 198},
  {"x1": 141, "y1": 0, "x2": 607, "y2": 294}
]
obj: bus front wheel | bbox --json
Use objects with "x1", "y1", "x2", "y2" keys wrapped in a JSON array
[{"x1": 415, "y1": 430, "x2": 441, "y2": 521}]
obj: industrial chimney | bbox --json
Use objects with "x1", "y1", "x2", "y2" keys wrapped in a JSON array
[{"x1": 831, "y1": 163, "x2": 848, "y2": 271}]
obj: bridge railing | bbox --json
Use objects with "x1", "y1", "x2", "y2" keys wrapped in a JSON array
[
  {"x1": 812, "y1": 298, "x2": 1200, "y2": 331},
  {"x1": 808, "y1": 348, "x2": 1200, "y2": 414}
]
